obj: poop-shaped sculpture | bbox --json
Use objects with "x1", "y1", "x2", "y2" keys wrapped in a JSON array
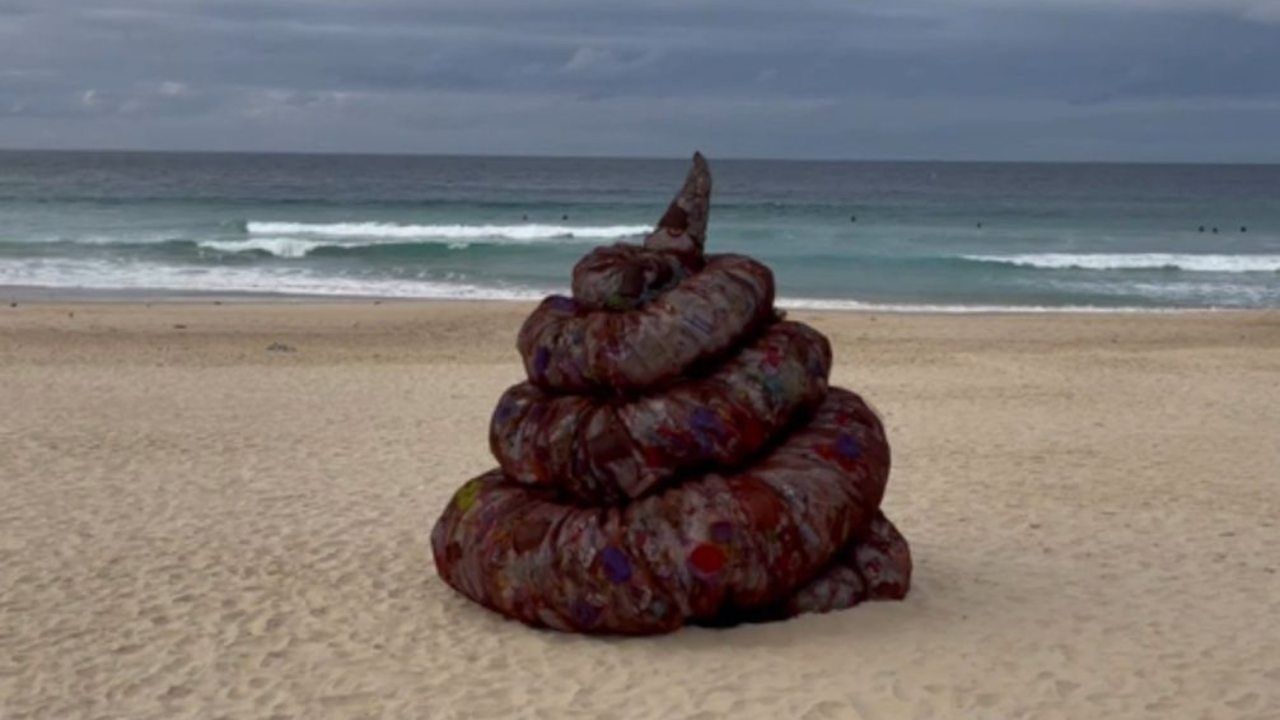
[{"x1": 431, "y1": 153, "x2": 911, "y2": 634}]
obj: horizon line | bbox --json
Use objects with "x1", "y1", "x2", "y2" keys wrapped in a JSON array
[{"x1": 2, "y1": 145, "x2": 1279, "y2": 167}]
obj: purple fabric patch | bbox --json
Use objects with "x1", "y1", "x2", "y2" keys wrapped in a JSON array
[
  {"x1": 534, "y1": 347, "x2": 551, "y2": 376},
  {"x1": 493, "y1": 395, "x2": 519, "y2": 423},
  {"x1": 572, "y1": 599, "x2": 602, "y2": 628},
  {"x1": 710, "y1": 521, "x2": 734, "y2": 543},
  {"x1": 600, "y1": 546, "x2": 633, "y2": 583},
  {"x1": 836, "y1": 433, "x2": 861, "y2": 460},
  {"x1": 549, "y1": 296, "x2": 577, "y2": 313}
]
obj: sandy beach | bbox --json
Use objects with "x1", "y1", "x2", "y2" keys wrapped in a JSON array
[{"x1": 2, "y1": 301, "x2": 1278, "y2": 719}]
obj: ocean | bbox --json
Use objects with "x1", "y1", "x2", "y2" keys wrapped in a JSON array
[{"x1": 2, "y1": 150, "x2": 1278, "y2": 310}]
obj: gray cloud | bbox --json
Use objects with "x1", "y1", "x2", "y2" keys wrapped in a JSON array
[{"x1": 1, "y1": 0, "x2": 1278, "y2": 161}]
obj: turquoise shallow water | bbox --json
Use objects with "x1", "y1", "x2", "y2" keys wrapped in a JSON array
[{"x1": 1, "y1": 150, "x2": 1278, "y2": 309}]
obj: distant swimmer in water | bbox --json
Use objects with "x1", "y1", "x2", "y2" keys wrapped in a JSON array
[
  {"x1": 522, "y1": 213, "x2": 529, "y2": 221},
  {"x1": 1212, "y1": 227, "x2": 1219, "y2": 234},
  {"x1": 850, "y1": 214, "x2": 857, "y2": 223},
  {"x1": 562, "y1": 214, "x2": 569, "y2": 221},
  {"x1": 1198, "y1": 226, "x2": 1206, "y2": 233},
  {"x1": 976, "y1": 222, "x2": 983, "y2": 229},
  {"x1": 1241, "y1": 226, "x2": 1248, "y2": 233}
]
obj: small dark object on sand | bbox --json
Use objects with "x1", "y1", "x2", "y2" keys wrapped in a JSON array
[
  {"x1": 173, "y1": 324, "x2": 187, "y2": 329},
  {"x1": 68, "y1": 312, "x2": 74, "y2": 318},
  {"x1": 266, "y1": 342, "x2": 296, "y2": 353},
  {"x1": 9, "y1": 302, "x2": 16, "y2": 308}
]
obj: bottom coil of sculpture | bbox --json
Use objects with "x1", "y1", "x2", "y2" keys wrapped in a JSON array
[{"x1": 432, "y1": 390, "x2": 911, "y2": 635}]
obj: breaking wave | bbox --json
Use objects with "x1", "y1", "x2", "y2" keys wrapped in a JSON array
[
  {"x1": 963, "y1": 253, "x2": 1280, "y2": 273},
  {"x1": 244, "y1": 221, "x2": 650, "y2": 243}
]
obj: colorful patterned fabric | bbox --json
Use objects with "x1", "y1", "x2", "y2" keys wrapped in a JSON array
[
  {"x1": 432, "y1": 153, "x2": 911, "y2": 634},
  {"x1": 492, "y1": 321, "x2": 832, "y2": 504},
  {"x1": 517, "y1": 253, "x2": 776, "y2": 394},
  {"x1": 570, "y1": 243, "x2": 698, "y2": 311}
]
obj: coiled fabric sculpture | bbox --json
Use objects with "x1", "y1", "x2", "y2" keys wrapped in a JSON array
[{"x1": 431, "y1": 153, "x2": 911, "y2": 634}]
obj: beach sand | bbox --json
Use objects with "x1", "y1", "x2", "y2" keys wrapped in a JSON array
[{"x1": 2, "y1": 301, "x2": 1278, "y2": 719}]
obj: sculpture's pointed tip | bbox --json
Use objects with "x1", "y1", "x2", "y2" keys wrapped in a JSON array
[{"x1": 644, "y1": 150, "x2": 713, "y2": 256}]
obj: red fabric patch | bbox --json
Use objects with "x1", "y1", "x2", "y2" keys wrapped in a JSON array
[
  {"x1": 731, "y1": 478, "x2": 782, "y2": 529},
  {"x1": 689, "y1": 543, "x2": 726, "y2": 574}
]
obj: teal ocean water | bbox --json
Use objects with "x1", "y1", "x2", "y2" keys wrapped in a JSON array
[{"x1": 2, "y1": 150, "x2": 1278, "y2": 310}]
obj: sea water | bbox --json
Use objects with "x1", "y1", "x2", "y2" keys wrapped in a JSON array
[{"x1": 2, "y1": 150, "x2": 1277, "y2": 310}]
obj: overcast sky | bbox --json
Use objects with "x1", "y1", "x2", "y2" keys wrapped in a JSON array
[{"x1": 2, "y1": 0, "x2": 1278, "y2": 161}]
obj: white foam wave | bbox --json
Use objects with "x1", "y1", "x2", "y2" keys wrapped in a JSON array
[
  {"x1": 200, "y1": 238, "x2": 325, "y2": 258},
  {"x1": 776, "y1": 298, "x2": 1183, "y2": 314},
  {"x1": 1042, "y1": 277, "x2": 1278, "y2": 306},
  {"x1": 0, "y1": 258, "x2": 551, "y2": 301},
  {"x1": 1, "y1": 257, "x2": 1212, "y2": 312},
  {"x1": 964, "y1": 253, "x2": 1280, "y2": 273},
  {"x1": 245, "y1": 221, "x2": 650, "y2": 243}
]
